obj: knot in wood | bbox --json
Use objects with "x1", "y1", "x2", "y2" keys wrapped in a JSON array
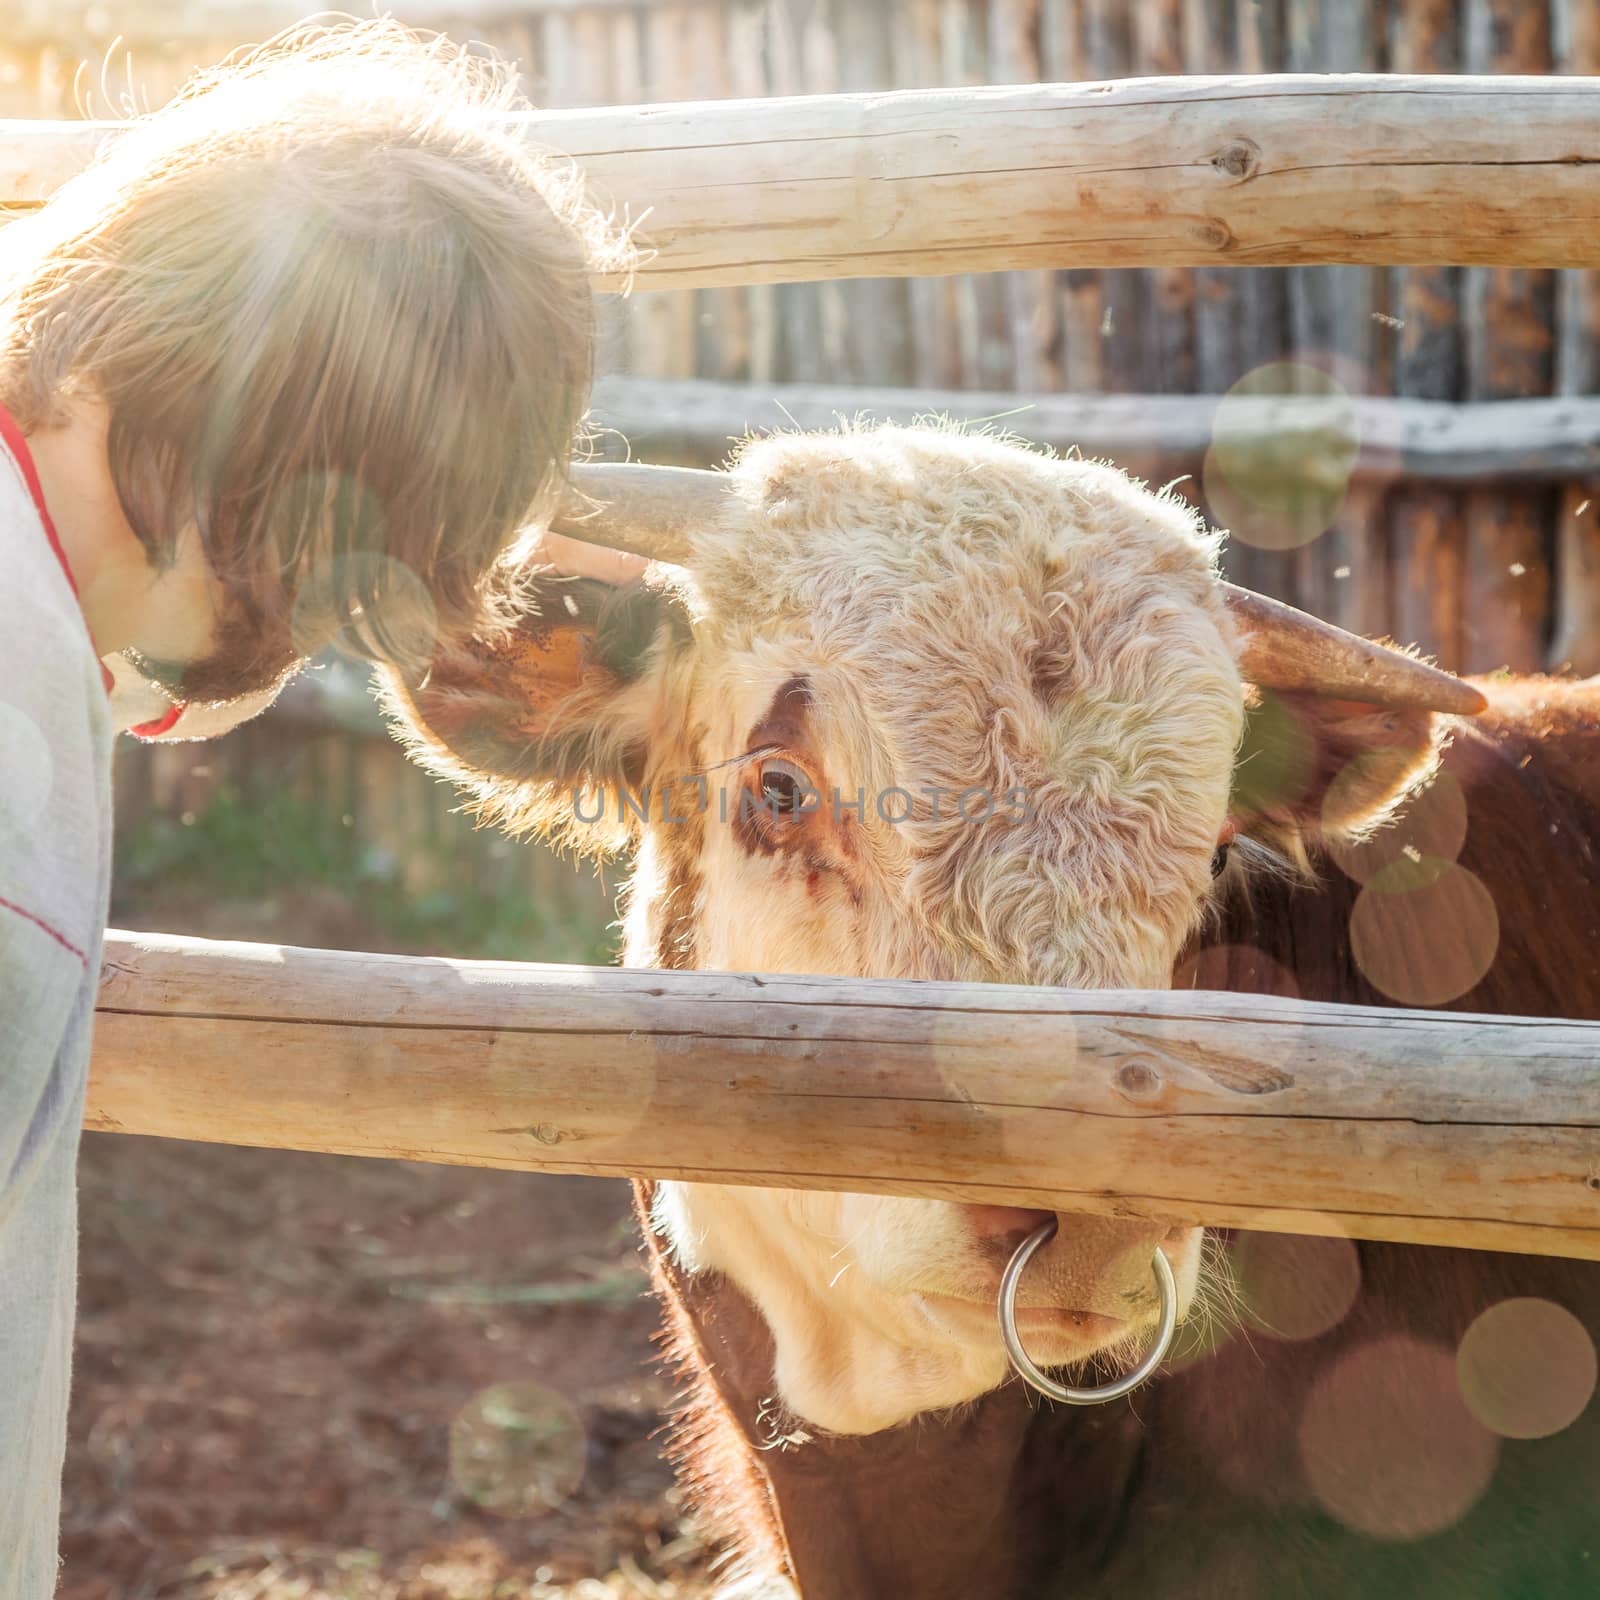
[
  {"x1": 1115, "y1": 1057, "x2": 1163, "y2": 1101},
  {"x1": 1193, "y1": 216, "x2": 1234, "y2": 252},
  {"x1": 531, "y1": 1123, "x2": 563, "y2": 1146},
  {"x1": 1211, "y1": 137, "x2": 1261, "y2": 181}
]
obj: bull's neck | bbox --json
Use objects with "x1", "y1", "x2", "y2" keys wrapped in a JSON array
[
  {"x1": 744, "y1": 1380, "x2": 1148, "y2": 1600},
  {"x1": 634, "y1": 1182, "x2": 1147, "y2": 1599}
]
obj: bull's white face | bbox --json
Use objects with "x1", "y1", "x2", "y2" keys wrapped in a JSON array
[
  {"x1": 631, "y1": 430, "x2": 1233, "y2": 1432},
  {"x1": 389, "y1": 425, "x2": 1437, "y2": 1436}
]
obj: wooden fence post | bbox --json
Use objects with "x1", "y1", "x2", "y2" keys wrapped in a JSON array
[
  {"x1": 1461, "y1": 1, "x2": 1556, "y2": 674},
  {"x1": 1388, "y1": 0, "x2": 1465, "y2": 669}
]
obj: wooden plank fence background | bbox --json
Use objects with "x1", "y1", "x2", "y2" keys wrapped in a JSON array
[
  {"x1": 4, "y1": 0, "x2": 1593, "y2": 924},
  {"x1": 4, "y1": 0, "x2": 1592, "y2": 676}
]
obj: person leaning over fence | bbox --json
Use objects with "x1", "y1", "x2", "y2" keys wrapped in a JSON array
[{"x1": 0, "y1": 20, "x2": 618, "y2": 1593}]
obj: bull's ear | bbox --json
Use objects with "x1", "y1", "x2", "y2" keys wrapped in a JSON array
[
  {"x1": 1227, "y1": 688, "x2": 1446, "y2": 868},
  {"x1": 379, "y1": 555, "x2": 693, "y2": 856}
]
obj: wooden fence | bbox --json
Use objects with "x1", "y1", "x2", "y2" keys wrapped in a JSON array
[
  {"x1": 0, "y1": 1, "x2": 1595, "y2": 681},
  {"x1": 52, "y1": 58, "x2": 1598, "y2": 1261},
  {"x1": 91, "y1": 930, "x2": 1600, "y2": 1261},
  {"x1": 3, "y1": 1, "x2": 1596, "y2": 907}
]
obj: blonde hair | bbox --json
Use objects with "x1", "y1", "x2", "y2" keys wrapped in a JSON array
[{"x1": 0, "y1": 18, "x2": 627, "y2": 670}]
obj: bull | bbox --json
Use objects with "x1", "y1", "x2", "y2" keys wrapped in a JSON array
[{"x1": 382, "y1": 424, "x2": 1598, "y2": 1598}]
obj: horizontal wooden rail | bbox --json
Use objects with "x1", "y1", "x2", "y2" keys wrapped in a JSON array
[
  {"x1": 90, "y1": 930, "x2": 1600, "y2": 1261},
  {"x1": 590, "y1": 378, "x2": 1600, "y2": 483},
  {"x1": 7, "y1": 75, "x2": 1600, "y2": 285}
]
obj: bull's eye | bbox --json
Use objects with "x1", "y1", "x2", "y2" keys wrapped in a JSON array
[
  {"x1": 757, "y1": 757, "x2": 817, "y2": 817},
  {"x1": 1211, "y1": 842, "x2": 1231, "y2": 878}
]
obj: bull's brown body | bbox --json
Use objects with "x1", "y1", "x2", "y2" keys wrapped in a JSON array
[{"x1": 640, "y1": 675, "x2": 1600, "y2": 1600}]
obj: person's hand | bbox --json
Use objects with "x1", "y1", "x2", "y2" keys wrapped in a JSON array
[{"x1": 527, "y1": 528, "x2": 652, "y2": 587}]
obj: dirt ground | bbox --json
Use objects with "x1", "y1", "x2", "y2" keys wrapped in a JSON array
[
  {"x1": 62, "y1": 1138, "x2": 718, "y2": 1599},
  {"x1": 66, "y1": 877, "x2": 718, "y2": 1599}
]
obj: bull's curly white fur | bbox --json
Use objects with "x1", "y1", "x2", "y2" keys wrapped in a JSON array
[{"x1": 654, "y1": 424, "x2": 1245, "y2": 986}]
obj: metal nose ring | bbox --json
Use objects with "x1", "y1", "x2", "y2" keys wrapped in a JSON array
[{"x1": 997, "y1": 1217, "x2": 1178, "y2": 1405}]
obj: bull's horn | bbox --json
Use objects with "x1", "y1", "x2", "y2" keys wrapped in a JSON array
[
  {"x1": 1224, "y1": 584, "x2": 1487, "y2": 716},
  {"x1": 553, "y1": 462, "x2": 728, "y2": 564},
  {"x1": 552, "y1": 466, "x2": 1485, "y2": 718}
]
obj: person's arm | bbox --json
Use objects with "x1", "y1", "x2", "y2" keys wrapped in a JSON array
[
  {"x1": 0, "y1": 912, "x2": 84, "y2": 1211},
  {"x1": 0, "y1": 659, "x2": 106, "y2": 1595}
]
